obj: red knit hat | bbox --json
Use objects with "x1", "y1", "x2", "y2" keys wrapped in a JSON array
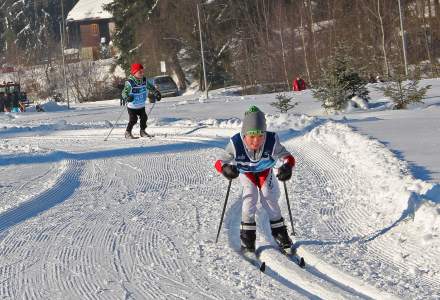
[{"x1": 130, "y1": 63, "x2": 144, "y2": 75}]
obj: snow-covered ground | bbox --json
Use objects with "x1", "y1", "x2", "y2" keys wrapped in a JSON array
[{"x1": 0, "y1": 80, "x2": 439, "y2": 299}]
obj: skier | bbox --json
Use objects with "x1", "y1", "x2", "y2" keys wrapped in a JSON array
[
  {"x1": 115, "y1": 77, "x2": 126, "y2": 106},
  {"x1": 214, "y1": 106, "x2": 295, "y2": 252},
  {"x1": 10, "y1": 86, "x2": 20, "y2": 113},
  {"x1": 0, "y1": 92, "x2": 5, "y2": 112},
  {"x1": 292, "y1": 76, "x2": 307, "y2": 91},
  {"x1": 121, "y1": 63, "x2": 161, "y2": 139}
]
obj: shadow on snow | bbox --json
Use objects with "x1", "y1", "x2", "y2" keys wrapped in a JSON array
[
  {"x1": 0, "y1": 139, "x2": 228, "y2": 167},
  {"x1": 0, "y1": 161, "x2": 82, "y2": 233}
]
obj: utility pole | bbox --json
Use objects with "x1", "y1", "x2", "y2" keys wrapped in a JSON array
[
  {"x1": 398, "y1": 0, "x2": 409, "y2": 77},
  {"x1": 197, "y1": 3, "x2": 209, "y2": 100},
  {"x1": 60, "y1": 0, "x2": 70, "y2": 108}
]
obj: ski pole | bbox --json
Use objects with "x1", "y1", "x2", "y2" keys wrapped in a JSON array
[
  {"x1": 215, "y1": 179, "x2": 232, "y2": 243},
  {"x1": 104, "y1": 104, "x2": 126, "y2": 141},
  {"x1": 147, "y1": 101, "x2": 156, "y2": 116},
  {"x1": 283, "y1": 181, "x2": 296, "y2": 236}
]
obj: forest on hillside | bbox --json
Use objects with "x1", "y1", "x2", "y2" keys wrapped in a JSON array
[{"x1": 1, "y1": 0, "x2": 440, "y2": 93}]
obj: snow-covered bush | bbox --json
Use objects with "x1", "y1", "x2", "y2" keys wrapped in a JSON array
[
  {"x1": 67, "y1": 61, "x2": 117, "y2": 103},
  {"x1": 270, "y1": 93, "x2": 298, "y2": 113}
]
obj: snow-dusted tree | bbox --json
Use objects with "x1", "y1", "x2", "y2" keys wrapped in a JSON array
[
  {"x1": 133, "y1": 0, "x2": 196, "y2": 91},
  {"x1": 312, "y1": 47, "x2": 369, "y2": 111},
  {"x1": 105, "y1": 0, "x2": 234, "y2": 91},
  {"x1": 271, "y1": 93, "x2": 298, "y2": 113},
  {"x1": 104, "y1": 0, "x2": 158, "y2": 74},
  {"x1": 0, "y1": 0, "x2": 77, "y2": 65},
  {"x1": 312, "y1": 72, "x2": 348, "y2": 111},
  {"x1": 377, "y1": 74, "x2": 431, "y2": 109}
]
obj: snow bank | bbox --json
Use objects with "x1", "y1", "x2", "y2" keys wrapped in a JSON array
[
  {"x1": 345, "y1": 95, "x2": 369, "y2": 112},
  {"x1": 171, "y1": 113, "x2": 317, "y2": 133},
  {"x1": 25, "y1": 101, "x2": 69, "y2": 112},
  {"x1": 266, "y1": 113, "x2": 317, "y2": 132},
  {"x1": 42, "y1": 101, "x2": 69, "y2": 112},
  {"x1": 306, "y1": 121, "x2": 439, "y2": 250},
  {"x1": 200, "y1": 118, "x2": 241, "y2": 128},
  {"x1": 0, "y1": 113, "x2": 17, "y2": 121},
  {"x1": 0, "y1": 140, "x2": 41, "y2": 154}
]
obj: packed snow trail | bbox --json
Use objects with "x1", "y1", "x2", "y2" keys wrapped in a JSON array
[
  {"x1": 284, "y1": 123, "x2": 439, "y2": 299},
  {"x1": 0, "y1": 124, "x2": 438, "y2": 299},
  {"x1": 0, "y1": 134, "x2": 306, "y2": 299},
  {"x1": 0, "y1": 139, "x2": 225, "y2": 299}
]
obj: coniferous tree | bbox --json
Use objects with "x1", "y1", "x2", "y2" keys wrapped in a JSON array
[
  {"x1": 377, "y1": 74, "x2": 431, "y2": 109},
  {"x1": 271, "y1": 93, "x2": 298, "y2": 113},
  {"x1": 1, "y1": 0, "x2": 440, "y2": 92},
  {"x1": 312, "y1": 48, "x2": 369, "y2": 111},
  {"x1": 0, "y1": 0, "x2": 77, "y2": 64},
  {"x1": 105, "y1": 0, "x2": 158, "y2": 75}
]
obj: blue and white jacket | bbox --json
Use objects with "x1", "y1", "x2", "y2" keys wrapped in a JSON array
[
  {"x1": 122, "y1": 75, "x2": 155, "y2": 109},
  {"x1": 216, "y1": 131, "x2": 293, "y2": 174}
]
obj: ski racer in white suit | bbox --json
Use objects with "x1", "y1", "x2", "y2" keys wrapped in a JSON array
[{"x1": 215, "y1": 106, "x2": 296, "y2": 252}]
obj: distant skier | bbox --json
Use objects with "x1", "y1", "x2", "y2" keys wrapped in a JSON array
[
  {"x1": 121, "y1": 63, "x2": 161, "y2": 139},
  {"x1": 292, "y1": 75, "x2": 307, "y2": 91},
  {"x1": 214, "y1": 106, "x2": 296, "y2": 252},
  {"x1": 0, "y1": 92, "x2": 5, "y2": 112},
  {"x1": 11, "y1": 87, "x2": 20, "y2": 113},
  {"x1": 115, "y1": 77, "x2": 126, "y2": 106}
]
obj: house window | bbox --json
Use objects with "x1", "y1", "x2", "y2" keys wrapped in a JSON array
[{"x1": 92, "y1": 24, "x2": 99, "y2": 35}]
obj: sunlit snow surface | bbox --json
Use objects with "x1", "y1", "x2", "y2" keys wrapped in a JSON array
[{"x1": 0, "y1": 80, "x2": 439, "y2": 299}]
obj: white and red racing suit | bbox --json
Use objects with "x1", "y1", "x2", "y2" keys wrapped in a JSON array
[{"x1": 215, "y1": 131, "x2": 295, "y2": 223}]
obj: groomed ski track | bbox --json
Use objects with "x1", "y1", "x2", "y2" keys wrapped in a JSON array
[{"x1": 0, "y1": 124, "x2": 437, "y2": 299}]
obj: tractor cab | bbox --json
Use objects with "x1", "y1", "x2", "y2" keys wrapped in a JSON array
[{"x1": 0, "y1": 82, "x2": 29, "y2": 112}]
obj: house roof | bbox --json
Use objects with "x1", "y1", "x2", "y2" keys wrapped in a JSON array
[{"x1": 66, "y1": 0, "x2": 113, "y2": 22}]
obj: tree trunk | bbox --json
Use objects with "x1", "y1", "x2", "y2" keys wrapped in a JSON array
[
  {"x1": 262, "y1": 0, "x2": 275, "y2": 82},
  {"x1": 418, "y1": 0, "x2": 435, "y2": 76},
  {"x1": 377, "y1": 0, "x2": 390, "y2": 77},
  {"x1": 299, "y1": 6, "x2": 311, "y2": 85},
  {"x1": 167, "y1": 56, "x2": 186, "y2": 91},
  {"x1": 278, "y1": 4, "x2": 290, "y2": 90},
  {"x1": 306, "y1": 0, "x2": 319, "y2": 72}
]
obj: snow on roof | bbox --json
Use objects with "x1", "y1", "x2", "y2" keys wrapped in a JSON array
[{"x1": 67, "y1": 0, "x2": 113, "y2": 22}]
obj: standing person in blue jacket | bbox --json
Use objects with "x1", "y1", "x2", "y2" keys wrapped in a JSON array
[
  {"x1": 121, "y1": 63, "x2": 161, "y2": 139},
  {"x1": 214, "y1": 106, "x2": 296, "y2": 252}
]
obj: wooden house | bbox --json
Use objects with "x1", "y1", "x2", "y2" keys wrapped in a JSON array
[{"x1": 66, "y1": 0, "x2": 115, "y2": 60}]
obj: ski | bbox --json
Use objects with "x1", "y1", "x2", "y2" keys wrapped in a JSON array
[
  {"x1": 278, "y1": 246, "x2": 306, "y2": 268},
  {"x1": 240, "y1": 248, "x2": 266, "y2": 272}
]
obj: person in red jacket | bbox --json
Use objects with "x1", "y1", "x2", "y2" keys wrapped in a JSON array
[{"x1": 292, "y1": 76, "x2": 307, "y2": 91}]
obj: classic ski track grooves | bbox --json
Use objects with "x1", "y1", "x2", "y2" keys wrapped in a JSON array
[
  {"x1": 0, "y1": 161, "x2": 68, "y2": 214},
  {"x1": 0, "y1": 138, "x2": 228, "y2": 299},
  {"x1": 285, "y1": 136, "x2": 438, "y2": 299},
  {"x1": 0, "y1": 130, "x2": 434, "y2": 299},
  {"x1": 223, "y1": 135, "x2": 394, "y2": 298}
]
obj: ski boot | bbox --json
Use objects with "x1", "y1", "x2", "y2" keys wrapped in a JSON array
[
  {"x1": 125, "y1": 131, "x2": 137, "y2": 139},
  {"x1": 240, "y1": 221, "x2": 256, "y2": 253},
  {"x1": 270, "y1": 218, "x2": 292, "y2": 250},
  {"x1": 140, "y1": 129, "x2": 153, "y2": 138}
]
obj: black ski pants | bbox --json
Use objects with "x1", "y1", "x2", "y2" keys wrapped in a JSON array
[{"x1": 126, "y1": 107, "x2": 147, "y2": 132}]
